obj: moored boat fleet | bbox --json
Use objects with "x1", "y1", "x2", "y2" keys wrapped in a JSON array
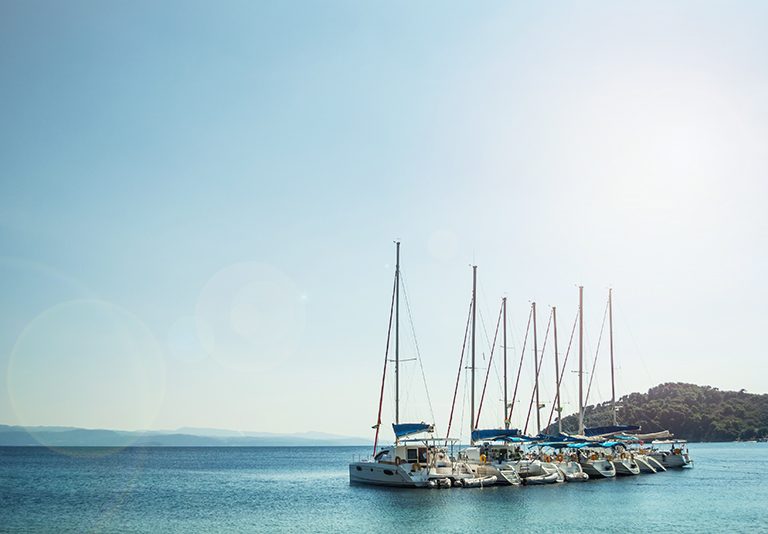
[{"x1": 349, "y1": 243, "x2": 693, "y2": 489}]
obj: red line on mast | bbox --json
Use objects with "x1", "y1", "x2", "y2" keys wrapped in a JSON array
[
  {"x1": 372, "y1": 273, "x2": 398, "y2": 456},
  {"x1": 506, "y1": 308, "x2": 532, "y2": 426},
  {"x1": 475, "y1": 300, "x2": 504, "y2": 427},
  {"x1": 446, "y1": 300, "x2": 472, "y2": 440}
]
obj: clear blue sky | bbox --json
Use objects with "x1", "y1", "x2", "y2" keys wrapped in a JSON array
[{"x1": 1, "y1": 1, "x2": 766, "y2": 439}]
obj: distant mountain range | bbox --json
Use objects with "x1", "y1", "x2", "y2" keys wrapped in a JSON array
[
  {"x1": 6, "y1": 382, "x2": 763, "y2": 446},
  {"x1": 0, "y1": 425, "x2": 372, "y2": 447},
  {"x1": 553, "y1": 382, "x2": 768, "y2": 441}
]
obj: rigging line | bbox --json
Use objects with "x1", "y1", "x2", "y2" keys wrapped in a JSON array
[
  {"x1": 477, "y1": 306, "x2": 493, "y2": 358},
  {"x1": 490, "y1": 306, "x2": 509, "y2": 416},
  {"x1": 476, "y1": 283, "x2": 495, "y2": 357},
  {"x1": 617, "y1": 298, "x2": 656, "y2": 386},
  {"x1": 524, "y1": 309, "x2": 552, "y2": 435},
  {"x1": 373, "y1": 271, "x2": 398, "y2": 456},
  {"x1": 584, "y1": 294, "x2": 610, "y2": 407},
  {"x1": 485, "y1": 316, "x2": 508, "y2": 423},
  {"x1": 546, "y1": 308, "x2": 579, "y2": 431},
  {"x1": 459, "y1": 355, "x2": 469, "y2": 445},
  {"x1": 399, "y1": 272, "x2": 436, "y2": 430},
  {"x1": 492, "y1": 343, "x2": 505, "y2": 418},
  {"x1": 475, "y1": 300, "x2": 504, "y2": 427},
  {"x1": 507, "y1": 306, "x2": 533, "y2": 425},
  {"x1": 501, "y1": 310, "x2": 517, "y2": 425},
  {"x1": 446, "y1": 298, "x2": 473, "y2": 440},
  {"x1": 504, "y1": 301, "x2": 521, "y2": 350}
]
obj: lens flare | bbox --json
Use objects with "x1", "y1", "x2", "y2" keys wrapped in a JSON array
[
  {"x1": 7, "y1": 300, "x2": 166, "y2": 453},
  {"x1": 195, "y1": 262, "x2": 306, "y2": 373}
]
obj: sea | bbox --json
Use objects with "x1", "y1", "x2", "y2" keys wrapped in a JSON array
[{"x1": 1, "y1": 442, "x2": 766, "y2": 533}]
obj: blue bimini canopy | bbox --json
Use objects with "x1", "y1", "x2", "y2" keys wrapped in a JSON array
[
  {"x1": 536, "y1": 433, "x2": 584, "y2": 443},
  {"x1": 584, "y1": 425, "x2": 640, "y2": 437},
  {"x1": 471, "y1": 428, "x2": 521, "y2": 442},
  {"x1": 537, "y1": 442, "x2": 572, "y2": 448},
  {"x1": 393, "y1": 422, "x2": 434, "y2": 439}
]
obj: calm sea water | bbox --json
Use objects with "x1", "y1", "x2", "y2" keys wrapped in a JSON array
[{"x1": 1, "y1": 443, "x2": 766, "y2": 533}]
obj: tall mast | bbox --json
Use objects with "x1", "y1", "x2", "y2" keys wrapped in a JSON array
[
  {"x1": 609, "y1": 288, "x2": 617, "y2": 426},
  {"x1": 553, "y1": 306, "x2": 562, "y2": 434},
  {"x1": 503, "y1": 297, "x2": 508, "y2": 429},
  {"x1": 470, "y1": 265, "x2": 477, "y2": 440},
  {"x1": 578, "y1": 286, "x2": 584, "y2": 435},
  {"x1": 532, "y1": 301, "x2": 540, "y2": 435},
  {"x1": 395, "y1": 241, "x2": 400, "y2": 425}
]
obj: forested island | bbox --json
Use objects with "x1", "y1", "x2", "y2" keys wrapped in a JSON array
[{"x1": 555, "y1": 382, "x2": 768, "y2": 441}]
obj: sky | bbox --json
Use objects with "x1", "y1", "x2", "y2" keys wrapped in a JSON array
[{"x1": 1, "y1": 1, "x2": 766, "y2": 441}]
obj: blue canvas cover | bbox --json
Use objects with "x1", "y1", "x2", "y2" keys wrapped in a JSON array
[
  {"x1": 536, "y1": 433, "x2": 583, "y2": 442},
  {"x1": 471, "y1": 428, "x2": 521, "y2": 442},
  {"x1": 583, "y1": 425, "x2": 640, "y2": 437},
  {"x1": 392, "y1": 422, "x2": 434, "y2": 438}
]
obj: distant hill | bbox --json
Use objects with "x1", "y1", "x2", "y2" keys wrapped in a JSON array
[
  {"x1": 552, "y1": 382, "x2": 768, "y2": 441},
  {"x1": 0, "y1": 425, "x2": 371, "y2": 447}
]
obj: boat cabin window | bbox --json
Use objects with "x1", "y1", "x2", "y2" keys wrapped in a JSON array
[
  {"x1": 374, "y1": 450, "x2": 387, "y2": 462},
  {"x1": 405, "y1": 447, "x2": 428, "y2": 463}
]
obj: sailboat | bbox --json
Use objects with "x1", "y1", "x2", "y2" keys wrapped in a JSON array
[
  {"x1": 573, "y1": 286, "x2": 617, "y2": 479},
  {"x1": 349, "y1": 242, "x2": 461, "y2": 488},
  {"x1": 648, "y1": 439, "x2": 693, "y2": 468},
  {"x1": 614, "y1": 435, "x2": 666, "y2": 473},
  {"x1": 601, "y1": 289, "x2": 641, "y2": 476},
  {"x1": 459, "y1": 294, "x2": 561, "y2": 485},
  {"x1": 543, "y1": 306, "x2": 589, "y2": 482},
  {"x1": 453, "y1": 272, "x2": 519, "y2": 486}
]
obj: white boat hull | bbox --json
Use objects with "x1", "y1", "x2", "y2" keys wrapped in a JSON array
[
  {"x1": 471, "y1": 463, "x2": 520, "y2": 485},
  {"x1": 555, "y1": 461, "x2": 589, "y2": 482},
  {"x1": 634, "y1": 456, "x2": 657, "y2": 473},
  {"x1": 458, "y1": 475, "x2": 498, "y2": 488},
  {"x1": 349, "y1": 462, "x2": 430, "y2": 488},
  {"x1": 649, "y1": 451, "x2": 691, "y2": 468},
  {"x1": 515, "y1": 459, "x2": 548, "y2": 478},
  {"x1": 612, "y1": 459, "x2": 640, "y2": 476},
  {"x1": 521, "y1": 470, "x2": 559, "y2": 485},
  {"x1": 580, "y1": 459, "x2": 616, "y2": 479},
  {"x1": 645, "y1": 456, "x2": 666, "y2": 472},
  {"x1": 517, "y1": 461, "x2": 563, "y2": 485}
]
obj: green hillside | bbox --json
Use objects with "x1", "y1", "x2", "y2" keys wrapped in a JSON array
[{"x1": 553, "y1": 382, "x2": 768, "y2": 441}]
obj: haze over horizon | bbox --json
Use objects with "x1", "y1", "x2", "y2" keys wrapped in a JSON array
[{"x1": 1, "y1": 1, "x2": 766, "y2": 442}]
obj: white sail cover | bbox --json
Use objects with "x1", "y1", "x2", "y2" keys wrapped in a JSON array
[{"x1": 631, "y1": 430, "x2": 672, "y2": 440}]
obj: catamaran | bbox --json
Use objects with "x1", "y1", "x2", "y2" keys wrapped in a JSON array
[
  {"x1": 349, "y1": 242, "x2": 461, "y2": 488},
  {"x1": 570, "y1": 286, "x2": 617, "y2": 479},
  {"x1": 648, "y1": 439, "x2": 693, "y2": 468},
  {"x1": 349, "y1": 243, "x2": 489, "y2": 488},
  {"x1": 612, "y1": 432, "x2": 667, "y2": 472},
  {"x1": 448, "y1": 270, "x2": 519, "y2": 486},
  {"x1": 535, "y1": 305, "x2": 589, "y2": 482}
]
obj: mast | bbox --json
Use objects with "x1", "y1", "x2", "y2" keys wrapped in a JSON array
[
  {"x1": 532, "y1": 301, "x2": 540, "y2": 435},
  {"x1": 609, "y1": 288, "x2": 617, "y2": 426},
  {"x1": 578, "y1": 285, "x2": 584, "y2": 435},
  {"x1": 373, "y1": 261, "x2": 398, "y2": 455},
  {"x1": 395, "y1": 241, "x2": 400, "y2": 425},
  {"x1": 503, "y1": 297, "x2": 508, "y2": 429},
  {"x1": 470, "y1": 265, "x2": 477, "y2": 440},
  {"x1": 553, "y1": 306, "x2": 562, "y2": 434}
]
